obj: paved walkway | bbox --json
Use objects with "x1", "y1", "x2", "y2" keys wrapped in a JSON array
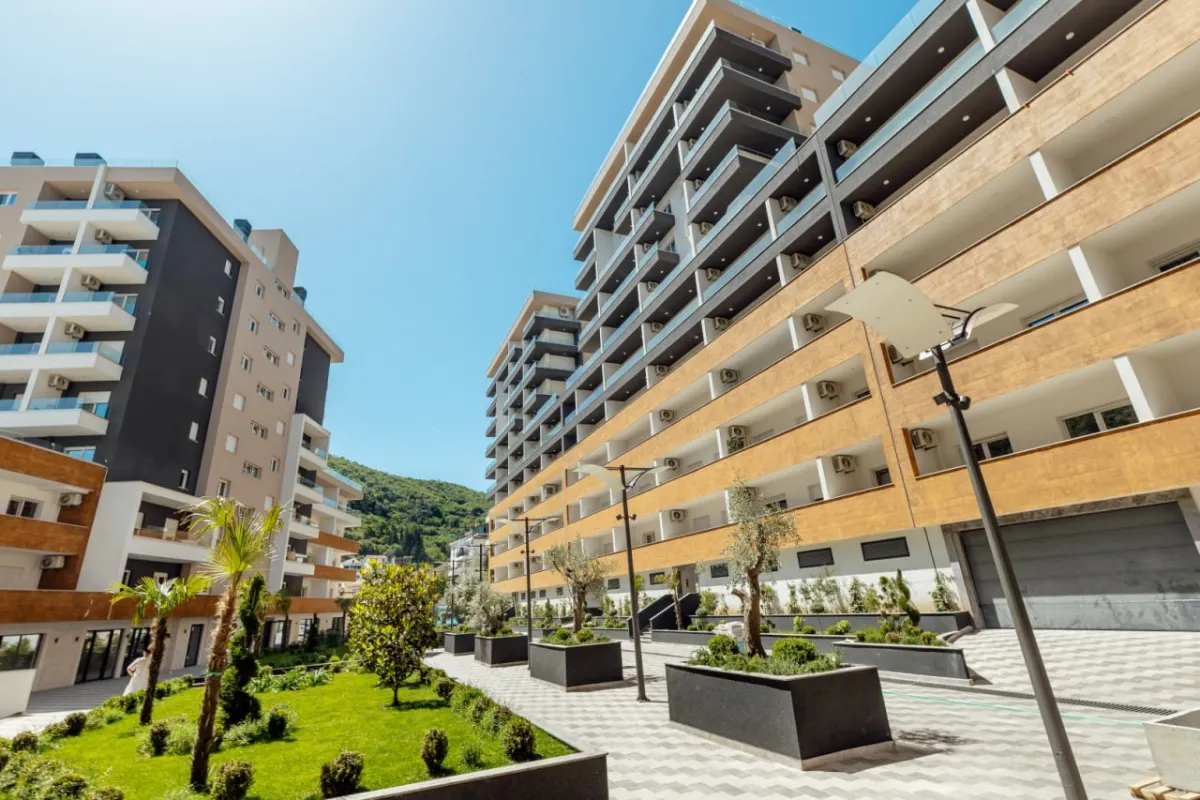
[{"x1": 428, "y1": 642, "x2": 1158, "y2": 799}]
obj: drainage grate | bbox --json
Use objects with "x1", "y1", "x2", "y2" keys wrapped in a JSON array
[{"x1": 882, "y1": 675, "x2": 1175, "y2": 716}]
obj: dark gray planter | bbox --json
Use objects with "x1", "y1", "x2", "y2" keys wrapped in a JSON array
[
  {"x1": 666, "y1": 663, "x2": 892, "y2": 766},
  {"x1": 762, "y1": 632, "x2": 845, "y2": 655},
  {"x1": 474, "y1": 635, "x2": 529, "y2": 667},
  {"x1": 337, "y1": 751, "x2": 608, "y2": 799},
  {"x1": 442, "y1": 631, "x2": 475, "y2": 655},
  {"x1": 589, "y1": 626, "x2": 631, "y2": 641},
  {"x1": 836, "y1": 641, "x2": 970, "y2": 681},
  {"x1": 696, "y1": 611, "x2": 972, "y2": 634},
  {"x1": 529, "y1": 641, "x2": 624, "y2": 690},
  {"x1": 651, "y1": 629, "x2": 715, "y2": 646}
]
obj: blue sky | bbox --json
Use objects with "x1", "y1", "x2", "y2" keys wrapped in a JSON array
[{"x1": 0, "y1": 0, "x2": 907, "y2": 490}]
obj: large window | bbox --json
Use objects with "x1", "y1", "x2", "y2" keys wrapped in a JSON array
[
  {"x1": 0, "y1": 634, "x2": 41, "y2": 671},
  {"x1": 861, "y1": 536, "x2": 910, "y2": 562},
  {"x1": 709, "y1": 563, "x2": 729, "y2": 579},
  {"x1": 649, "y1": 572, "x2": 667, "y2": 586},
  {"x1": 606, "y1": 578, "x2": 620, "y2": 590},
  {"x1": 797, "y1": 548, "x2": 834, "y2": 569},
  {"x1": 1062, "y1": 404, "x2": 1137, "y2": 439},
  {"x1": 971, "y1": 434, "x2": 1014, "y2": 461},
  {"x1": 5, "y1": 498, "x2": 39, "y2": 519}
]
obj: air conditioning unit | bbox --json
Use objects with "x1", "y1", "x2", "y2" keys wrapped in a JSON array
[
  {"x1": 93, "y1": 229, "x2": 113, "y2": 245},
  {"x1": 778, "y1": 196, "x2": 798, "y2": 212},
  {"x1": 658, "y1": 409, "x2": 675, "y2": 423},
  {"x1": 816, "y1": 380, "x2": 841, "y2": 399},
  {"x1": 831, "y1": 454, "x2": 857, "y2": 473},
  {"x1": 102, "y1": 182, "x2": 125, "y2": 202},
  {"x1": 58, "y1": 492, "x2": 83, "y2": 507},
  {"x1": 801, "y1": 313, "x2": 825, "y2": 332},
  {"x1": 663, "y1": 457, "x2": 680, "y2": 471},
  {"x1": 645, "y1": 281, "x2": 659, "y2": 292},
  {"x1": 703, "y1": 267, "x2": 723, "y2": 282},
  {"x1": 544, "y1": 484, "x2": 558, "y2": 496},
  {"x1": 698, "y1": 221, "x2": 714, "y2": 235},
  {"x1": 669, "y1": 509, "x2": 687, "y2": 522},
  {"x1": 649, "y1": 322, "x2": 665, "y2": 335},
  {"x1": 836, "y1": 140, "x2": 859, "y2": 158},
  {"x1": 63, "y1": 322, "x2": 86, "y2": 339},
  {"x1": 653, "y1": 364, "x2": 669, "y2": 377},
  {"x1": 788, "y1": 252, "x2": 811, "y2": 271},
  {"x1": 558, "y1": 306, "x2": 573, "y2": 319},
  {"x1": 687, "y1": 138, "x2": 697, "y2": 148},
  {"x1": 852, "y1": 200, "x2": 877, "y2": 221},
  {"x1": 40, "y1": 555, "x2": 67, "y2": 570},
  {"x1": 728, "y1": 425, "x2": 747, "y2": 439},
  {"x1": 691, "y1": 178, "x2": 704, "y2": 191},
  {"x1": 719, "y1": 368, "x2": 739, "y2": 385},
  {"x1": 713, "y1": 317, "x2": 731, "y2": 333},
  {"x1": 47, "y1": 373, "x2": 70, "y2": 391},
  {"x1": 910, "y1": 428, "x2": 937, "y2": 450},
  {"x1": 79, "y1": 274, "x2": 101, "y2": 291}
]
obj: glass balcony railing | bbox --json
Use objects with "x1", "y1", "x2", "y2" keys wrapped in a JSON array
[
  {"x1": 835, "y1": 39, "x2": 985, "y2": 182},
  {"x1": 991, "y1": 0, "x2": 1052, "y2": 42},
  {"x1": 647, "y1": 297, "x2": 700, "y2": 351},
  {"x1": 25, "y1": 199, "x2": 160, "y2": 224},
  {"x1": 688, "y1": 145, "x2": 744, "y2": 212},
  {"x1": 10, "y1": 244, "x2": 150, "y2": 269},
  {"x1": 297, "y1": 476, "x2": 322, "y2": 492},
  {"x1": 0, "y1": 291, "x2": 137, "y2": 314},
  {"x1": 25, "y1": 200, "x2": 88, "y2": 210},
  {"x1": 813, "y1": 0, "x2": 944, "y2": 127},
  {"x1": 11, "y1": 244, "x2": 74, "y2": 256},
  {"x1": 321, "y1": 496, "x2": 359, "y2": 516},
  {"x1": 302, "y1": 441, "x2": 328, "y2": 459},
  {"x1": 0, "y1": 343, "x2": 40, "y2": 356},
  {"x1": 0, "y1": 293, "x2": 57, "y2": 304},
  {"x1": 703, "y1": 233, "x2": 774, "y2": 300},
  {"x1": 527, "y1": 393, "x2": 559, "y2": 430},
  {"x1": 45, "y1": 341, "x2": 124, "y2": 364},
  {"x1": 92, "y1": 199, "x2": 162, "y2": 224},
  {"x1": 25, "y1": 397, "x2": 110, "y2": 418},
  {"x1": 695, "y1": 139, "x2": 796, "y2": 252},
  {"x1": 323, "y1": 467, "x2": 362, "y2": 492},
  {"x1": 775, "y1": 184, "x2": 829, "y2": 235}
]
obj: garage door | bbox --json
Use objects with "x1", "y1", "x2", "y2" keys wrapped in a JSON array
[{"x1": 961, "y1": 504, "x2": 1200, "y2": 631}]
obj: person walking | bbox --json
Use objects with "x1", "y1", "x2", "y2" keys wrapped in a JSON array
[{"x1": 123, "y1": 649, "x2": 151, "y2": 695}]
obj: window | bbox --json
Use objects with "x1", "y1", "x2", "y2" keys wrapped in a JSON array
[
  {"x1": 791, "y1": 51, "x2": 808, "y2": 65},
  {"x1": 256, "y1": 384, "x2": 275, "y2": 401},
  {"x1": 763, "y1": 495, "x2": 788, "y2": 512},
  {"x1": 240, "y1": 354, "x2": 252, "y2": 372},
  {"x1": 709, "y1": 563, "x2": 729, "y2": 579},
  {"x1": 0, "y1": 193, "x2": 18, "y2": 207},
  {"x1": 188, "y1": 421, "x2": 200, "y2": 442},
  {"x1": 217, "y1": 479, "x2": 230, "y2": 497},
  {"x1": 225, "y1": 435, "x2": 238, "y2": 453},
  {"x1": 832, "y1": 67, "x2": 846, "y2": 81},
  {"x1": 281, "y1": 386, "x2": 290, "y2": 401},
  {"x1": 254, "y1": 282, "x2": 264, "y2": 298},
  {"x1": 243, "y1": 462, "x2": 262, "y2": 479},
  {"x1": 250, "y1": 421, "x2": 267, "y2": 439},
  {"x1": 268, "y1": 313, "x2": 284, "y2": 331},
  {"x1": 263, "y1": 348, "x2": 280, "y2": 367},
  {"x1": 178, "y1": 469, "x2": 190, "y2": 491},
  {"x1": 0, "y1": 633, "x2": 42, "y2": 671},
  {"x1": 1024, "y1": 296, "x2": 1088, "y2": 328},
  {"x1": 1062, "y1": 404, "x2": 1137, "y2": 439},
  {"x1": 275, "y1": 280, "x2": 290, "y2": 299},
  {"x1": 64, "y1": 446, "x2": 96, "y2": 462},
  {"x1": 5, "y1": 499, "x2": 39, "y2": 519},
  {"x1": 198, "y1": 377, "x2": 208, "y2": 396},
  {"x1": 797, "y1": 548, "x2": 834, "y2": 569},
  {"x1": 207, "y1": 336, "x2": 218, "y2": 355},
  {"x1": 800, "y1": 86, "x2": 818, "y2": 102},
  {"x1": 224, "y1": 259, "x2": 233, "y2": 277},
  {"x1": 555, "y1": 587, "x2": 563, "y2": 596},
  {"x1": 275, "y1": 420, "x2": 285, "y2": 436},
  {"x1": 286, "y1": 351, "x2": 296, "y2": 366},
  {"x1": 291, "y1": 320, "x2": 301, "y2": 334},
  {"x1": 861, "y1": 536, "x2": 910, "y2": 562},
  {"x1": 537, "y1": 589, "x2": 546, "y2": 598},
  {"x1": 855, "y1": 387, "x2": 871, "y2": 400},
  {"x1": 216, "y1": 297, "x2": 225, "y2": 315},
  {"x1": 232, "y1": 393, "x2": 245, "y2": 411},
  {"x1": 264, "y1": 496, "x2": 274, "y2": 510},
  {"x1": 247, "y1": 317, "x2": 259, "y2": 334},
  {"x1": 807, "y1": 483, "x2": 824, "y2": 502},
  {"x1": 874, "y1": 468, "x2": 892, "y2": 486},
  {"x1": 649, "y1": 572, "x2": 667, "y2": 586},
  {"x1": 971, "y1": 435, "x2": 1014, "y2": 462},
  {"x1": 270, "y1": 457, "x2": 279, "y2": 473},
  {"x1": 606, "y1": 578, "x2": 620, "y2": 590},
  {"x1": 1152, "y1": 240, "x2": 1200, "y2": 273}
]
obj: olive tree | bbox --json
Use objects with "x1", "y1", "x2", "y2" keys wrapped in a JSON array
[
  {"x1": 725, "y1": 479, "x2": 799, "y2": 656},
  {"x1": 545, "y1": 540, "x2": 611, "y2": 631},
  {"x1": 469, "y1": 579, "x2": 512, "y2": 636}
]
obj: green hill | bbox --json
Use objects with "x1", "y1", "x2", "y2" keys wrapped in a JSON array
[{"x1": 327, "y1": 455, "x2": 487, "y2": 563}]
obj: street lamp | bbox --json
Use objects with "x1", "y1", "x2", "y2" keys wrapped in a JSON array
[
  {"x1": 827, "y1": 271, "x2": 1086, "y2": 800},
  {"x1": 513, "y1": 515, "x2": 557, "y2": 672},
  {"x1": 579, "y1": 463, "x2": 671, "y2": 703}
]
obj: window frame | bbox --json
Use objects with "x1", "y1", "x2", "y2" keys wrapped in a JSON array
[
  {"x1": 188, "y1": 421, "x2": 200, "y2": 442},
  {"x1": 247, "y1": 317, "x2": 259, "y2": 334},
  {"x1": 198, "y1": 377, "x2": 208, "y2": 396},
  {"x1": 207, "y1": 336, "x2": 218, "y2": 355},
  {"x1": 217, "y1": 479, "x2": 230, "y2": 497},
  {"x1": 1059, "y1": 403, "x2": 1138, "y2": 440},
  {"x1": 796, "y1": 547, "x2": 834, "y2": 569},
  {"x1": 861, "y1": 536, "x2": 910, "y2": 562},
  {"x1": 216, "y1": 297, "x2": 225, "y2": 315},
  {"x1": 178, "y1": 469, "x2": 191, "y2": 491}
]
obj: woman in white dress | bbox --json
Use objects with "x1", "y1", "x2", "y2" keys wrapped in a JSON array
[{"x1": 123, "y1": 649, "x2": 151, "y2": 695}]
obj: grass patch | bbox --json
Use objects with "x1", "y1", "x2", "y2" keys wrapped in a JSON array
[{"x1": 28, "y1": 672, "x2": 572, "y2": 799}]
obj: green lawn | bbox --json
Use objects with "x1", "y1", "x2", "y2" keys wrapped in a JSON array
[{"x1": 36, "y1": 673, "x2": 572, "y2": 799}]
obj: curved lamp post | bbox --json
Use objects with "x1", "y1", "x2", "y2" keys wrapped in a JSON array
[
  {"x1": 513, "y1": 515, "x2": 558, "y2": 671},
  {"x1": 827, "y1": 271, "x2": 1086, "y2": 800},
  {"x1": 579, "y1": 463, "x2": 670, "y2": 702}
]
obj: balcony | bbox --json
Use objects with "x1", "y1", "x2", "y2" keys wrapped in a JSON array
[
  {"x1": 687, "y1": 145, "x2": 772, "y2": 222},
  {"x1": 20, "y1": 199, "x2": 161, "y2": 240},
  {"x1": 298, "y1": 440, "x2": 328, "y2": 469},
  {"x1": 283, "y1": 552, "x2": 316, "y2": 577},
  {"x1": 316, "y1": 495, "x2": 362, "y2": 526},
  {"x1": 312, "y1": 563, "x2": 358, "y2": 583},
  {"x1": 294, "y1": 475, "x2": 324, "y2": 503},
  {"x1": 0, "y1": 397, "x2": 109, "y2": 436},
  {"x1": 0, "y1": 291, "x2": 137, "y2": 333},
  {"x1": 680, "y1": 101, "x2": 798, "y2": 179},
  {"x1": 522, "y1": 329, "x2": 577, "y2": 363},
  {"x1": 0, "y1": 341, "x2": 123, "y2": 382},
  {"x1": 321, "y1": 466, "x2": 363, "y2": 498},
  {"x1": 522, "y1": 307, "x2": 581, "y2": 340},
  {"x1": 289, "y1": 512, "x2": 320, "y2": 539},
  {"x1": 3, "y1": 244, "x2": 150, "y2": 285},
  {"x1": 127, "y1": 526, "x2": 215, "y2": 563}
]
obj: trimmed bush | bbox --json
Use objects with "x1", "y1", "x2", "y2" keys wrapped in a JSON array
[
  {"x1": 825, "y1": 619, "x2": 853, "y2": 636},
  {"x1": 148, "y1": 721, "x2": 171, "y2": 756},
  {"x1": 434, "y1": 677, "x2": 454, "y2": 703},
  {"x1": 210, "y1": 760, "x2": 254, "y2": 800},
  {"x1": 707, "y1": 634, "x2": 739, "y2": 659},
  {"x1": 468, "y1": 695, "x2": 493, "y2": 725},
  {"x1": 48, "y1": 772, "x2": 89, "y2": 798},
  {"x1": 165, "y1": 720, "x2": 197, "y2": 756},
  {"x1": 61, "y1": 712, "x2": 87, "y2": 737},
  {"x1": 265, "y1": 703, "x2": 295, "y2": 740},
  {"x1": 500, "y1": 717, "x2": 536, "y2": 762},
  {"x1": 86, "y1": 787, "x2": 125, "y2": 800},
  {"x1": 319, "y1": 750, "x2": 364, "y2": 798},
  {"x1": 461, "y1": 737, "x2": 483, "y2": 767},
  {"x1": 420, "y1": 728, "x2": 449, "y2": 774},
  {"x1": 771, "y1": 637, "x2": 817, "y2": 664},
  {"x1": 41, "y1": 721, "x2": 69, "y2": 741},
  {"x1": 449, "y1": 684, "x2": 482, "y2": 716},
  {"x1": 480, "y1": 705, "x2": 513, "y2": 737},
  {"x1": 574, "y1": 627, "x2": 594, "y2": 643},
  {"x1": 85, "y1": 706, "x2": 124, "y2": 730},
  {"x1": 11, "y1": 731, "x2": 38, "y2": 752}
]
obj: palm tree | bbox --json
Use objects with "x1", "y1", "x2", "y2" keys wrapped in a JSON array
[
  {"x1": 185, "y1": 497, "x2": 281, "y2": 790},
  {"x1": 270, "y1": 585, "x2": 293, "y2": 649},
  {"x1": 109, "y1": 574, "x2": 211, "y2": 725},
  {"x1": 336, "y1": 596, "x2": 354, "y2": 644}
]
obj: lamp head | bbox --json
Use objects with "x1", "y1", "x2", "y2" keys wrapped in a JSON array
[{"x1": 825, "y1": 271, "x2": 953, "y2": 359}]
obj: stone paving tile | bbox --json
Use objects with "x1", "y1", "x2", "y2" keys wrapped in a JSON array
[{"x1": 429, "y1": 644, "x2": 1157, "y2": 799}]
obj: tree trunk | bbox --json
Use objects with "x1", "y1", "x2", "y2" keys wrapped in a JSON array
[
  {"x1": 672, "y1": 589, "x2": 684, "y2": 630},
  {"x1": 573, "y1": 589, "x2": 585, "y2": 632},
  {"x1": 189, "y1": 585, "x2": 239, "y2": 789},
  {"x1": 742, "y1": 574, "x2": 765, "y2": 657},
  {"x1": 392, "y1": 685, "x2": 399, "y2": 706},
  {"x1": 139, "y1": 616, "x2": 168, "y2": 725}
]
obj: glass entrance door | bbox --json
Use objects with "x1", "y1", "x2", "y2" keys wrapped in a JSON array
[
  {"x1": 75, "y1": 629, "x2": 125, "y2": 684},
  {"x1": 184, "y1": 624, "x2": 204, "y2": 667}
]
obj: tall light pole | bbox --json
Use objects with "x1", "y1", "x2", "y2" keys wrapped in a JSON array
[
  {"x1": 828, "y1": 272, "x2": 1086, "y2": 800},
  {"x1": 514, "y1": 515, "x2": 556, "y2": 672},
  {"x1": 579, "y1": 463, "x2": 670, "y2": 703}
]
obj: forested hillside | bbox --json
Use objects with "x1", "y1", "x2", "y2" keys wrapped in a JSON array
[{"x1": 327, "y1": 455, "x2": 487, "y2": 563}]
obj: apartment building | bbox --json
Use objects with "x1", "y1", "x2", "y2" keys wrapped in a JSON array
[
  {"x1": 0, "y1": 154, "x2": 360, "y2": 690},
  {"x1": 484, "y1": 0, "x2": 1200, "y2": 633}
]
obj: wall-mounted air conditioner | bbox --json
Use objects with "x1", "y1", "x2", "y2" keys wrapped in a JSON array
[
  {"x1": 712, "y1": 317, "x2": 730, "y2": 332},
  {"x1": 47, "y1": 374, "x2": 70, "y2": 391},
  {"x1": 778, "y1": 196, "x2": 798, "y2": 212},
  {"x1": 102, "y1": 183, "x2": 124, "y2": 202},
  {"x1": 40, "y1": 555, "x2": 67, "y2": 570},
  {"x1": 94, "y1": 229, "x2": 113, "y2": 245},
  {"x1": 703, "y1": 267, "x2": 723, "y2": 282},
  {"x1": 816, "y1": 380, "x2": 841, "y2": 399},
  {"x1": 728, "y1": 425, "x2": 747, "y2": 439},
  {"x1": 669, "y1": 509, "x2": 687, "y2": 522},
  {"x1": 653, "y1": 364, "x2": 669, "y2": 377},
  {"x1": 836, "y1": 140, "x2": 858, "y2": 158},
  {"x1": 63, "y1": 322, "x2": 86, "y2": 339},
  {"x1": 58, "y1": 492, "x2": 83, "y2": 507},
  {"x1": 801, "y1": 313, "x2": 825, "y2": 332},
  {"x1": 852, "y1": 200, "x2": 876, "y2": 221},
  {"x1": 80, "y1": 274, "x2": 101, "y2": 292},
  {"x1": 831, "y1": 454, "x2": 856, "y2": 473},
  {"x1": 719, "y1": 368, "x2": 739, "y2": 385},
  {"x1": 663, "y1": 458, "x2": 680, "y2": 470},
  {"x1": 658, "y1": 409, "x2": 675, "y2": 423},
  {"x1": 910, "y1": 428, "x2": 937, "y2": 450}
]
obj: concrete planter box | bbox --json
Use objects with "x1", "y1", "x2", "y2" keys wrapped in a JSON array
[
  {"x1": 442, "y1": 632, "x2": 476, "y2": 655},
  {"x1": 651, "y1": 629, "x2": 715, "y2": 646},
  {"x1": 665, "y1": 663, "x2": 893, "y2": 766},
  {"x1": 529, "y1": 641, "x2": 624, "y2": 690},
  {"x1": 338, "y1": 750, "x2": 608, "y2": 799},
  {"x1": 0, "y1": 669, "x2": 36, "y2": 719},
  {"x1": 698, "y1": 611, "x2": 972, "y2": 634},
  {"x1": 474, "y1": 635, "x2": 529, "y2": 667},
  {"x1": 835, "y1": 641, "x2": 970, "y2": 681},
  {"x1": 762, "y1": 633, "x2": 846, "y2": 655},
  {"x1": 1144, "y1": 709, "x2": 1200, "y2": 792},
  {"x1": 589, "y1": 626, "x2": 632, "y2": 641}
]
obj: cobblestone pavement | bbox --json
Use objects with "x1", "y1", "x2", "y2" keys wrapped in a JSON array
[{"x1": 428, "y1": 643, "x2": 1158, "y2": 799}]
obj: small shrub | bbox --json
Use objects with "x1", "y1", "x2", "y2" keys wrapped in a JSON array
[
  {"x1": 60, "y1": 712, "x2": 87, "y2": 737},
  {"x1": 86, "y1": 787, "x2": 125, "y2": 800},
  {"x1": 147, "y1": 721, "x2": 171, "y2": 756},
  {"x1": 826, "y1": 620, "x2": 853, "y2": 636},
  {"x1": 461, "y1": 737, "x2": 484, "y2": 767},
  {"x1": 48, "y1": 772, "x2": 89, "y2": 798},
  {"x1": 500, "y1": 718, "x2": 536, "y2": 762},
  {"x1": 546, "y1": 627, "x2": 571, "y2": 644},
  {"x1": 771, "y1": 637, "x2": 817, "y2": 664},
  {"x1": 434, "y1": 677, "x2": 455, "y2": 703},
  {"x1": 469, "y1": 695, "x2": 493, "y2": 725},
  {"x1": 707, "y1": 634, "x2": 739, "y2": 659},
  {"x1": 117, "y1": 692, "x2": 143, "y2": 714},
  {"x1": 319, "y1": 750, "x2": 364, "y2": 798},
  {"x1": 265, "y1": 703, "x2": 296, "y2": 740},
  {"x1": 41, "y1": 721, "x2": 69, "y2": 741},
  {"x1": 85, "y1": 706, "x2": 123, "y2": 730},
  {"x1": 0, "y1": 745, "x2": 8, "y2": 772},
  {"x1": 574, "y1": 627, "x2": 594, "y2": 643},
  {"x1": 449, "y1": 684, "x2": 482, "y2": 716},
  {"x1": 420, "y1": 729, "x2": 449, "y2": 774},
  {"x1": 10, "y1": 731, "x2": 37, "y2": 752},
  {"x1": 498, "y1": 625, "x2": 514, "y2": 636},
  {"x1": 221, "y1": 719, "x2": 264, "y2": 749},
  {"x1": 480, "y1": 705, "x2": 513, "y2": 737},
  {"x1": 165, "y1": 720, "x2": 197, "y2": 756},
  {"x1": 210, "y1": 760, "x2": 254, "y2": 800}
]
